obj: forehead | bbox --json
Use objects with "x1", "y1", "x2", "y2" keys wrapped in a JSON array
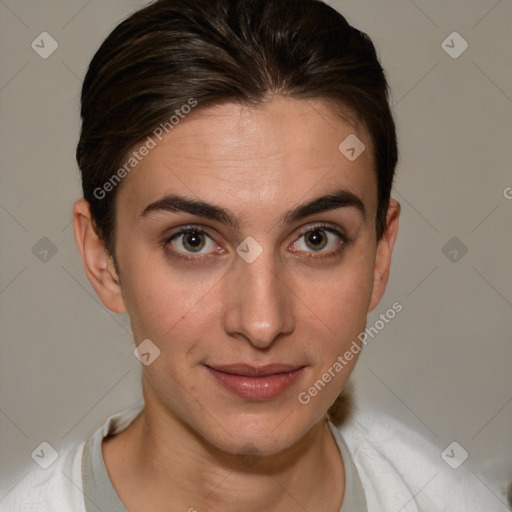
[{"x1": 117, "y1": 97, "x2": 377, "y2": 223}]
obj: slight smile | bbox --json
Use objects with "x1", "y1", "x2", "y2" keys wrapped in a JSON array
[{"x1": 204, "y1": 364, "x2": 306, "y2": 400}]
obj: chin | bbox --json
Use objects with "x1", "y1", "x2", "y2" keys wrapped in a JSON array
[{"x1": 194, "y1": 404, "x2": 323, "y2": 458}]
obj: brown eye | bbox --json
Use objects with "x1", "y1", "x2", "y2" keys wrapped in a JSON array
[
  {"x1": 167, "y1": 227, "x2": 219, "y2": 256},
  {"x1": 290, "y1": 224, "x2": 346, "y2": 257},
  {"x1": 181, "y1": 231, "x2": 206, "y2": 252},
  {"x1": 304, "y1": 229, "x2": 328, "y2": 251}
]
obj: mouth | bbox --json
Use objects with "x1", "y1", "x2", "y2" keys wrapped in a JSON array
[{"x1": 203, "y1": 364, "x2": 306, "y2": 400}]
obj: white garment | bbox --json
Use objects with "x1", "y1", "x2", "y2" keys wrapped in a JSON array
[{"x1": 1, "y1": 402, "x2": 508, "y2": 511}]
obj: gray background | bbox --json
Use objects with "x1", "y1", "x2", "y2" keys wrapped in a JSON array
[{"x1": 1, "y1": 0, "x2": 511, "y2": 507}]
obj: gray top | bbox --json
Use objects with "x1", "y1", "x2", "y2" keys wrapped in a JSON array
[
  {"x1": 81, "y1": 427, "x2": 126, "y2": 512},
  {"x1": 82, "y1": 408, "x2": 367, "y2": 512}
]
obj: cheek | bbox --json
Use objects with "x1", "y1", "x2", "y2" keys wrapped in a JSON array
[
  {"x1": 297, "y1": 244, "x2": 375, "y2": 378},
  {"x1": 294, "y1": 254, "x2": 374, "y2": 410},
  {"x1": 302, "y1": 248, "x2": 375, "y2": 331},
  {"x1": 118, "y1": 246, "x2": 222, "y2": 351}
]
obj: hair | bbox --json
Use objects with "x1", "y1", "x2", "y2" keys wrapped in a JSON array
[{"x1": 76, "y1": 0, "x2": 398, "y2": 425}]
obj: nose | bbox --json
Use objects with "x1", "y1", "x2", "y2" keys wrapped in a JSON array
[{"x1": 223, "y1": 248, "x2": 295, "y2": 349}]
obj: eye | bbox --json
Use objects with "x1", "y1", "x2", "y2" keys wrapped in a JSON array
[
  {"x1": 289, "y1": 224, "x2": 346, "y2": 256},
  {"x1": 165, "y1": 226, "x2": 224, "y2": 259}
]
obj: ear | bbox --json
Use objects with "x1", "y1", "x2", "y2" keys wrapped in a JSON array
[
  {"x1": 72, "y1": 199, "x2": 127, "y2": 314},
  {"x1": 368, "y1": 199, "x2": 400, "y2": 312}
]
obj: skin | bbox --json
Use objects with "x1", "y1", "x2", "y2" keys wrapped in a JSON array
[{"x1": 73, "y1": 96, "x2": 400, "y2": 512}]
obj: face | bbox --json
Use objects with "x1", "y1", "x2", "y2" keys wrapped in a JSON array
[{"x1": 76, "y1": 97, "x2": 399, "y2": 456}]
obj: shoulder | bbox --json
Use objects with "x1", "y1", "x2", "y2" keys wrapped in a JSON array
[
  {"x1": 0, "y1": 404, "x2": 143, "y2": 512},
  {"x1": 0, "y1": 441, "x2": 86, "y2": 512},
  {"x1": 336, "y1": 403, "x2": 509, "y2": 512}
]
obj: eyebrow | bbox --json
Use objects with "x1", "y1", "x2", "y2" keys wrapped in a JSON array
[{"x1": 139, "y1": 188, "x2": 365, "y2": 229}]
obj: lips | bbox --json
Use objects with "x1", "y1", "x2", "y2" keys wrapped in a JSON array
[
  {"x1": 208, "y1": 364, "x2": 303, "y2": 377},
  {"x1": 204, "y1": 363, "x2": 305, "y2": 400}
]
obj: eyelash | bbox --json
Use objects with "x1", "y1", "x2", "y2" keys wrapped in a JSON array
[
  {"x1": 163, "y1": 223, "x2": 348, "y2": 263},
  {"x1": 163, "y1": 225, "x2": 221, "y2": 263}
]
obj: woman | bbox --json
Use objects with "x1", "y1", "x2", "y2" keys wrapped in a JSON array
[{"x1": 3, "y1": 0, "x2": 503, "y2": 510}]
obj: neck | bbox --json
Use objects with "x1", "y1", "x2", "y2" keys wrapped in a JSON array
[{"x1": 102, "y1": 397, "x2": 345, "y2": 512}]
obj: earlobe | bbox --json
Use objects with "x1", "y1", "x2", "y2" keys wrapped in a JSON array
[
  {"x1": 368, "y1": 199, "x2": 400, "y2": 312},
  {"x1": 72, "y1": 199, "x2": 127, "y2": 314}
]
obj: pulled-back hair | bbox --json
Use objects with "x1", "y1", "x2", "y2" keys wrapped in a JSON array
[{"x1": 76, "y1": 0, "x2": 398, "y2": 425}]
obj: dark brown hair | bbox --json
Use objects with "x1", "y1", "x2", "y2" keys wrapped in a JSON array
[{"x1": 76, "y1": 0, "x2": 397, "y2": 425}]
